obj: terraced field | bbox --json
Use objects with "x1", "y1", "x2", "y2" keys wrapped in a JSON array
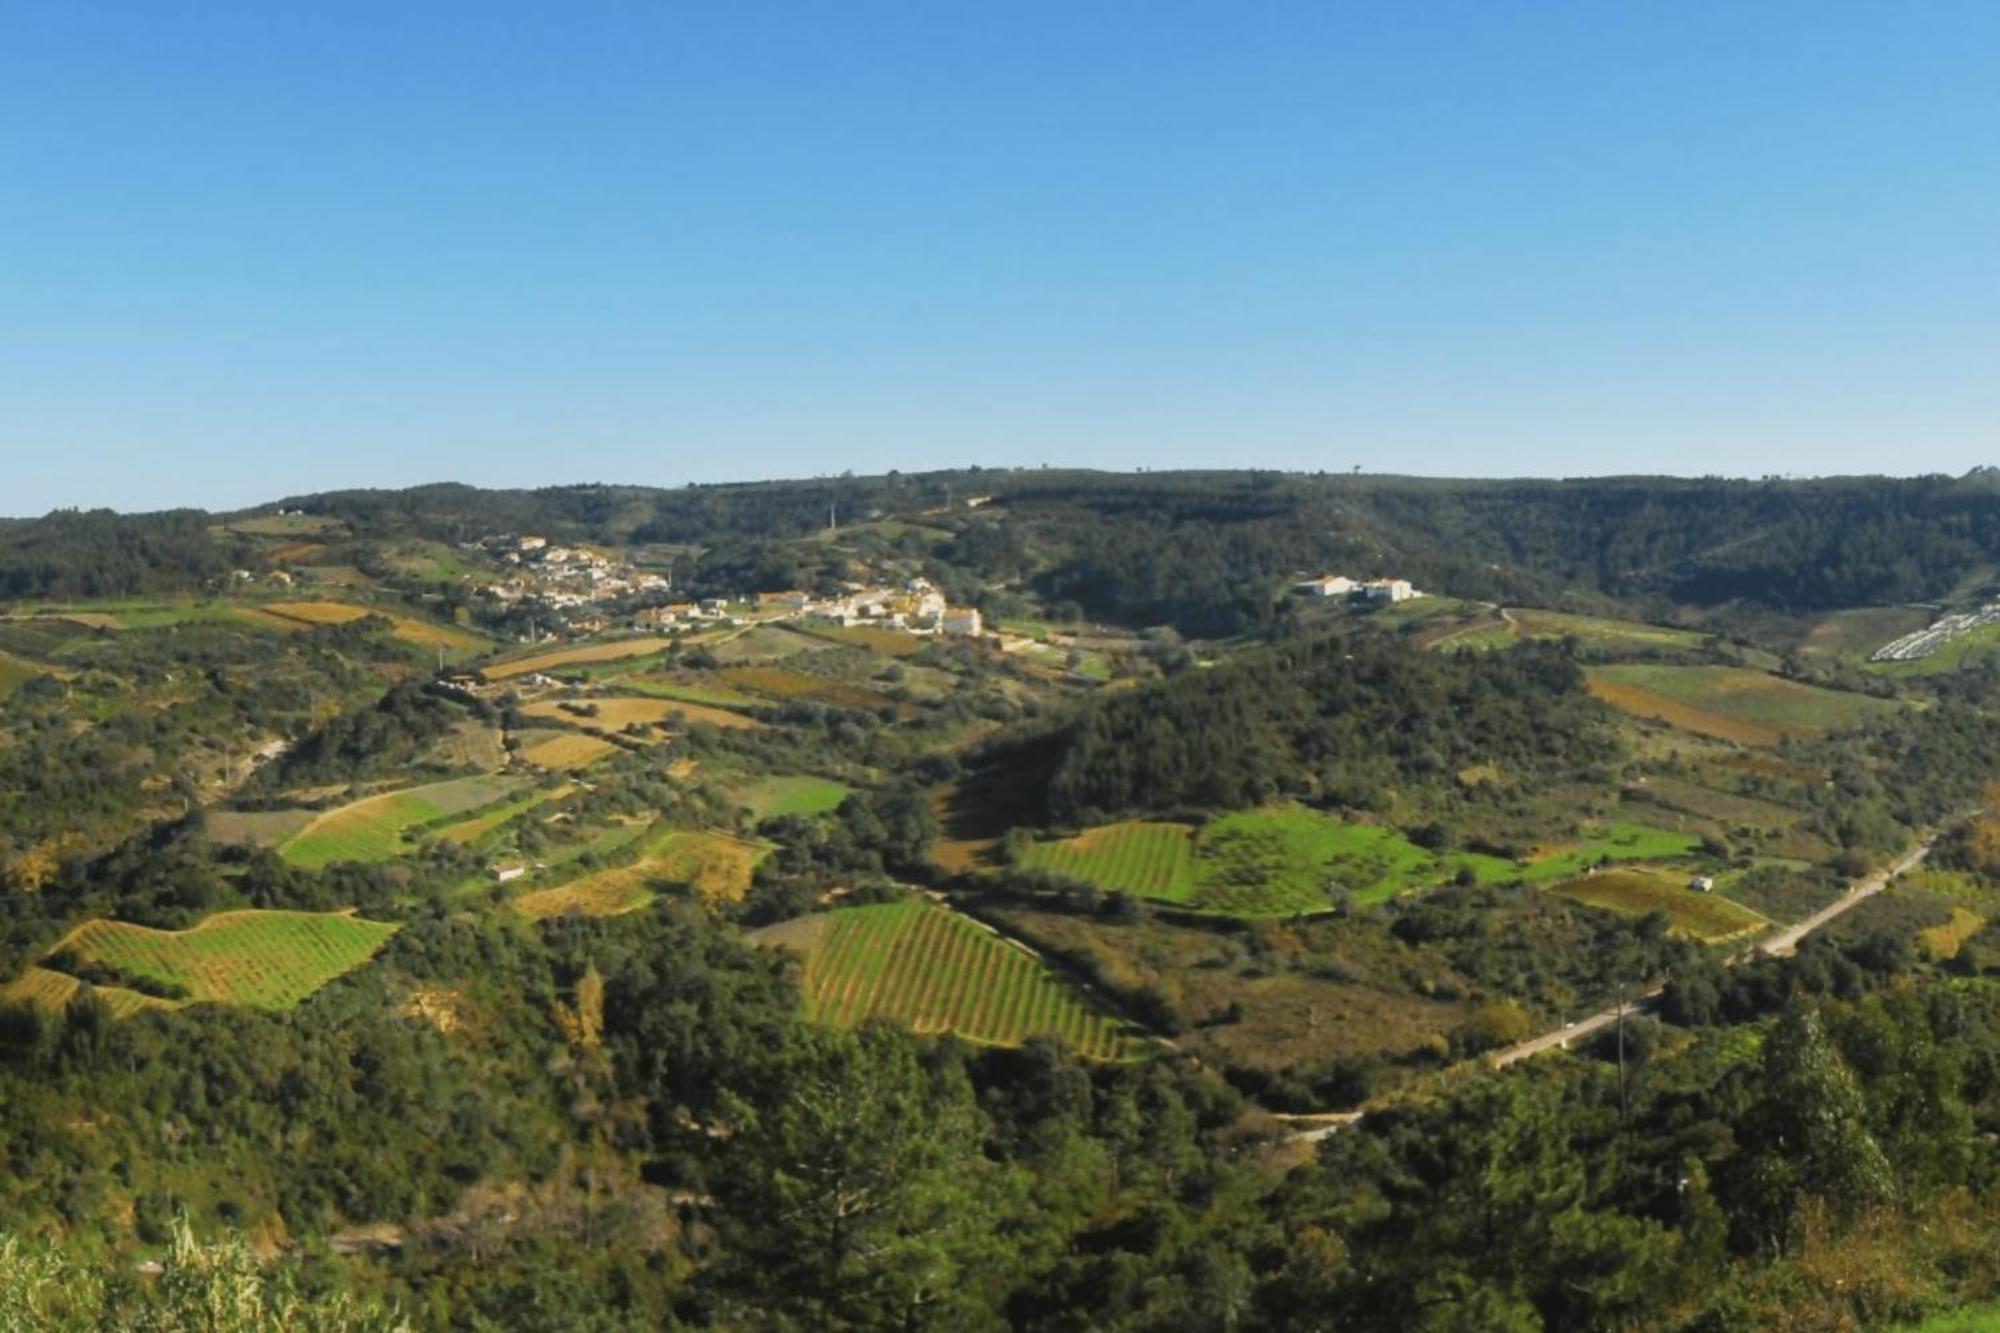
[
  {"x1": 1018, "y1": 808, "x2": 1705, "y2": 915},
  {"x1": 521, "y1": 697, "x2": 683, "y2": 734},
  {"x1": 761, "y1": 899, "x2": 1141, "y2": 1059},
  {"x1": 1587, "y1": 664, "x2": 1897, "y2": 745},
  {"x1": 1016, "y1": 821, "x2": 1197, "y2": 897},
  {"x1": 718, "y1": 666, "x2": 896, "y2": 712},
  {"x1": 202, "y1": 807, "x2": 316, "y2": 848},
  {"x1": 1439, "y1": 608, "x2": 1705, "y2": 654},
  {"x1": 1020, "y1": 808, "x2": 1518, "y2": 913},
  {"x1": 263, "y1": 600, "x2": 485, "y2": 654},
  {"x1": 482, "y1": 637, "x2": 676, "y2": 681},
  {"x1": 436, "y1": 784, "x2": 572, "y2": 844},
  {"x1": 279, "y1": 775, "x2": 522, "y2": 867},
  {"x1": 1544, "y1": 869, "x2": 1767, "y2": 942},
  {"x1": 513, "y1": 826, "x2": 770, "y2": 917},
  {"x1": 796, "y1": 624, "x2": 926, "y2": 657},
  {"x1": 734, "y1": 774, "x2": 853, "y2": 820},
  {"x1": 622, "y1": 675, "x2": 764, "y2": 708},
  {"x1": 518, "y1": 732, "x2": 618, "y2": 771},
  {"x1": 37, "y1": 910, "x2": 401, "y2": 1010}
]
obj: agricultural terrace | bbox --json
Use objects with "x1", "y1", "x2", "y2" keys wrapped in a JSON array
[
  {"x1": 1586, "y1": 664, "x2": 1897, "y2": 746},
  {"x1": 0, "y1": 651, "x2": 42, "y2": 698},
  {"x1": 481, "y1": 637, "x2": 676, "y2": 681},
  {"x1": 513, "y1": 826, "x2": 770, "y2": 918},
  {"x1": 717, "y1": 666, "x2": 897, "y2": 712},
  {"x1": 263, "y1": 600, "x2": 485, "y2": 655},
  {"x1": 279, "y1": 775, "x2": 521, "y2": 868},
  {"x1": 622, "y1": 675, "x2": 764, "y2": 709},
  {"x1": 39, "y1": 910, "x2": 400, "y2": 1011},
  {"x1": 1020, "y1": 807, "x2": 1517, "y2": 914},
  {"x1": 1505, "y1": 609, "x2": 1706, "y2": 650},
  {"x1": 733, "y1": 774, "x2": 853, "y2": 820},
  {"x1": 795, "y1": 624, "x2": 926, "y2": 657},
  {"x1": 517, "y1": 733, "x2": 618, "y2": 771},
  {"x1": 760, "y1": 899, "x2": 1141, "y2": 1059},
  {"x1": 521, "y1": 697, "x2": 685, "y2": 735},
  {"x1": 1544, "y1": 869, "x2": 1767, "y2": 943},
  {"x1": 1018, "y1": 808, "x2": 1706, "y2": 915},
  {"x1": 436, "y1": 784, "x2": 573, "y2": 845}
]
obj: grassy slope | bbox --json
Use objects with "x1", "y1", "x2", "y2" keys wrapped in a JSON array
[
  {"x1": 279, "y1": 775, "x2": 521, "y2": 868},
  {"x1": 39, "y1": 910, "x2": 399, "y2": 1011},
  {"x1": 1019, "y1": 808, "x2": 1705, "y2": 916},
  {"x1": 765, "y1": 899, "x2": 1140, "y2": 1059}
]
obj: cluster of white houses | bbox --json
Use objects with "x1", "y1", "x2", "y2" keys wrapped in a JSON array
[
  {"x1": 1292, "y1": 574, "x2": 1421, "y2": 604},
  {"x1": 633, "y1": 577, "x2": 984, "y2": 638}
]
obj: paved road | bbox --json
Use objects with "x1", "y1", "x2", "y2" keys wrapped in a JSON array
[
  {"x1": 1279, "y1": 830, "x2": 1942, "y2": 1136},
  {"x1": 1491, "y1": 832, "x2": 1936, "y2": 1068}
]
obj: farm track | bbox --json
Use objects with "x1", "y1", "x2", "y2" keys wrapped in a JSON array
[{"x1": 1280, "y1": 827, "x2": 1947, "y2": 1144}]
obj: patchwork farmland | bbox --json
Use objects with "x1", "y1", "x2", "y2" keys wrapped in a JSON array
[
  {"x1": 1543, "y1": 869, "x2": 1767, "y2": 942},
  {"x1": 513, "y1": 826, "x2": 770, "y2": 918},
  {"x1": 279, "y1": 775, "x2": 522, "y2": 867},
  {"x1": 1586, "y1": 664, "x2": 1896, "y2": 746},
  {"x1": 760, "y1": 899, "x2": 1141, "y2": 1059},
  {"x1": 34, "y1": 910, "x2": 400, "y2": 1011},
  {"x1": 733, "y1": 774, "x2": 853, "y2": 820},
  {"x1": 481, "y1": 637, "x2": 676, "y2": 681},
  {"x1": 1017, "y1": 807, "x2": 1707, "y2": 915}
]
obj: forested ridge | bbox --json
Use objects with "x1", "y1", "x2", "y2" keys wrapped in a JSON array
[
  {"x1": 15, "y1": 470, "x2": 2000, "y2": 1328},
  {"x1": 12, "y1": 469, "x2": 2000, "y2": 632},
  {"x1": 1012, "y1": 635, "x2": 1613, "y2": 825}
]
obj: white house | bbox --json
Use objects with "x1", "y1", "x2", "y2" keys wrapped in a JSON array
[
  {"x1": 1688, "y1": 875, "x2": 1716, "y2": 894},
  {"x1": 941, "y1": 607, "x2": 984, "y2": 637},
  {"x1": 1294, "y1": 575, "x2": 1356, "y2": 598},
  {"x1": 1360, "y1": 578, "x2": 1416, "y2": 603},
  {"x1": 492, "y1": 862, "x2": 527, "y2": 884}
]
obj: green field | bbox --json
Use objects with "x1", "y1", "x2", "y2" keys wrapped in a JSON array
[
  {"x1": 1588, "y1": 663, "x2": 1897, "y2": 745},
  {"x1": 734, "y1": 774, "x2": 853, "y2": 820},
  {"x1": 1018, "y1": 808, "x2": 1706, "y2": 916},
  {"x1": 436, "y1": 784, "x2": 570, "y2": 845},
  {"x1": 1519, "y1": 821, "x2": 1705, "y2": 881},
  {"x1": 1438, "y1": 607, "x2": 1706, "y2": 654},
  {"x1": 763, "y1": 899, "x2": 1142, "y2": 1059},
  {"x1": 279, "y1": 775, "x2": 522, "y2": 867},
  {"x1": 622, "y1": 675, "x2": 764, "y2": 708},
  {"x1": 1543, "y1": 868, "x2": 1766, "y2": 942},
  {"x1": 40, "y1": 910, "x2": 400, "y2": 1011},
  {"x1": 0, "y1": 651, "x2": 41, "y2": 698}
]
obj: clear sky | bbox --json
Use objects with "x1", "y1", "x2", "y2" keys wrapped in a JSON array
[{"x1": 3, "y1": 3, "x2": 1997, "y2": 515}]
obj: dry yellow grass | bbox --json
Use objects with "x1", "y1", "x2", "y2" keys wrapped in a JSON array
[
  {"x1": 513, "y1": 869, "x2": 656, "y2": 920},
  {"x1": 1921, "y1": 906, "x2": 1985, "y2": 960},
  {"x1": 265, "y1": 600, "x2": 485, "y2": 653},
  {"x1": 482, "y1": 638, "x2": 675, "y2": 681},
  {"x1": 266, "y1": 600, "x2": 370, "y2": 625},
  {"x1": 521, "y1": 697, "x2": 677, "y2": 735},
  {"x1": 654, "y1": 830, "x2": 768, "y2": 904},
  {"x1": 511, "y1": 827, "x2": 769, "y2": 918},
  {"x1": 0, "y1": 966, "x2": 83, "y2": 1009},
  {"x1": 519, "y1": 733, "x2": 617, "y2": 771}
]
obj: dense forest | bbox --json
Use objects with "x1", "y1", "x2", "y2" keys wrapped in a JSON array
[
  {"x1": 11, "y1": 469, "x2": 2000, "y2": 634},
  {"x1": 1005, "y1": 634, "x2": 1614, "y2": 825}
]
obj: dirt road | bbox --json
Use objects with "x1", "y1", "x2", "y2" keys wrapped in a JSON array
[{"x1": 1280, "y1": 829, "x2": 1942, "y2": 1136}]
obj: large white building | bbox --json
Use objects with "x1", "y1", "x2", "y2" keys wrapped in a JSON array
[{"x1": 1294, "y1": 574, "x2": 1356, "y2": 598}]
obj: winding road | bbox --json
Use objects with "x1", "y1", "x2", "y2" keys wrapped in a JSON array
[{"x1": 1280, "y1": 829, "x2": 1944, "y2": 1141}]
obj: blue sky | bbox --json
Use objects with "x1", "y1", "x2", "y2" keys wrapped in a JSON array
[{"x1": 3, "y1": 3, "x2": 1997, "y2": 515}]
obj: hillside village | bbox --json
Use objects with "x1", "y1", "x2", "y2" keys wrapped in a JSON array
[{"x1": 461, "y1": 532, "x2": 986, "y2": 643}]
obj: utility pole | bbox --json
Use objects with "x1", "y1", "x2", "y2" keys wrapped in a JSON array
[{"x1": 1616, "y1": 979, "x2": 1629, "y2": 1127}]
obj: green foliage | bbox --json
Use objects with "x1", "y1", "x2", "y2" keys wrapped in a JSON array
[{"x1": 0, "y1": 1215, "x2": 405, "y2": 1331}]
